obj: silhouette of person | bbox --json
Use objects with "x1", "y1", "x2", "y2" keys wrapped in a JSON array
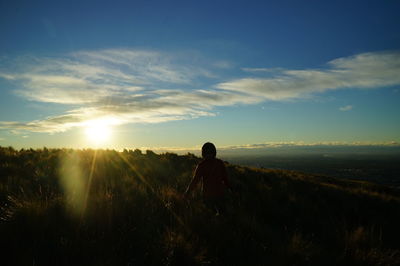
[{"x1": 184, "y1": 142, "x2": 231, "y2": 215}]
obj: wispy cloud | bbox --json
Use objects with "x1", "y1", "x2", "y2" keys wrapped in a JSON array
[
  {"x1": 241, "y1": 67, "x2": 285, "y2": 73},
  {"x1": 218, "y1": 51, "x2": 400, "y2": 100},
  {"x1": 1, "y1": 50, "x2": 400, "y2": 134},
  {"x1": 0, "y1": 49, "x2": 260, "y2": 133},
  {"x1": 219, "y1": 141, "x2": 400, "y2": 150},
  {"x1": 339, "y1": 105, "x2": 353, "y2": 111}
]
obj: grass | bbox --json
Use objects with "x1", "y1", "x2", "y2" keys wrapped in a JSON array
[{"x1": 0, "y1": 146, "x2": 399, "y2": 265}]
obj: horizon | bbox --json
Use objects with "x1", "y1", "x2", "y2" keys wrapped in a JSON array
[
  {"x1": 1, "y1": 0, "x2": 400, "y2": 150},
  {"x1": 2, "y1": 142, "x2": 400, "y2": 158}
]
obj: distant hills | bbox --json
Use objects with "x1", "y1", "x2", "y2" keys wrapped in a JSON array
[
  {"x1": 152, "y1": 143, "x2": 400, "y2": 157},
  {"x1": 0, "y1": 147, "x2": 399, "y2": 265},
  {"x1": 223, "y1": 153, "x2": 400, "y2": 188}
]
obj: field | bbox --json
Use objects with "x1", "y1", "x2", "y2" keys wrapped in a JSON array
[{"x1": 1, "y1": 147, "x2": 400, "y2": 265}]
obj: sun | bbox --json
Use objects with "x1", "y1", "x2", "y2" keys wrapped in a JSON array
[{"x1": 84, "y1": 119, "x2": 112, "y2": 143}]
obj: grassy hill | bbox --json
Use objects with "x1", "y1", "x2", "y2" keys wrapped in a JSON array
[{"x1": 0, "y1": 147, "x2": 399, "y2": 265}]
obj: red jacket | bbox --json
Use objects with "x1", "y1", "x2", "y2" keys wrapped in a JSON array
[{"x1": 186, "y1": 158, "x2": 230, "y2": 198}]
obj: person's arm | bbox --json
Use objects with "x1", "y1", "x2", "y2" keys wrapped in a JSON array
[{"x1": 184, "y1": 165, "x2": 202, "y2": 198}]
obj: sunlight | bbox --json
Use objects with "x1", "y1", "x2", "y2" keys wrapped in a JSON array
[
  {"x1": 84, "y1": 119, "x2": 113, "y2": 143},
  {"x1": 59, "y1": 152, "x2": 85, "y2": 217}
]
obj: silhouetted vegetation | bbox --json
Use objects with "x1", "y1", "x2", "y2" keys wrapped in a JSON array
[{"x1": 0, "y1": 146, "x2": 399, "y2": 265}]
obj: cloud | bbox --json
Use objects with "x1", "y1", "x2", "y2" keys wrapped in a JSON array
[
  {"x1": 0, "y1": 113, "x2": 86, "y2": 133},
  {"x1": 0, "y1": 49, "x2": 261, "y2": 133},
  {"x1": 241, "y1": 67, "x2": 285, "y2": 73},
  {"x1": 339, "y1": 105, "x2": 353, "y2": 111},
  {"x1": 1, "y1": 50, "x2": 400, "y2": 134},
  {"x1": 71, "y1": 49, "x2": 200, "y2": 84},
  {"x1": 218, "y1": 51, "x2": 400, "y2": 100},
  {"x1": 219, "y1": 141, "x2": 400, "y2": 150}
]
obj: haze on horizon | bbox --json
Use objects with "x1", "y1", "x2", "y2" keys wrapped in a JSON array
[{"x1": 1, "y1": 0, "x2": 399, "y2": 151}]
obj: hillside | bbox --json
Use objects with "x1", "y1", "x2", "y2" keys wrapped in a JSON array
[{"x1": 0, "y1": 147, "x2": 399, "y2": 265}]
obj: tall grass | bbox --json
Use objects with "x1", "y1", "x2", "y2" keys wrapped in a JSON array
[{"x1": 0, "y1": 147, "x2": 399, "y2": 265}]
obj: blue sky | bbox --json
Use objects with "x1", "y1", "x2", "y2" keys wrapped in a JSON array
[{"x1": 0, "y1": 0, "x2": 400, "y2": 150}]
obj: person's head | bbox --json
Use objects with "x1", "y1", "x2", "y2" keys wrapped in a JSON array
[{"x1": 202, "y1": 142, "x2": 216, "y2": 159}]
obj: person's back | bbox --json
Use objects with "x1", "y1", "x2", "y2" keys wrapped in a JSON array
[
  {"x1": 184, "y1": 142, "x2": 230, "y2": 215},
  {"x1": 195, "y1": 158, "x2": 228, "y2": 198}
]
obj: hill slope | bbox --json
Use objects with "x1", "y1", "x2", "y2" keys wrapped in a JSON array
[{"x1": 0, "y1": 147, "x2": 399, "y2": 265}]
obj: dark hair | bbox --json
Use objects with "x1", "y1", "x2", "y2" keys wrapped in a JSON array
[{"x1": 202, "y1": 142, "x2": 216, "y2": 158}]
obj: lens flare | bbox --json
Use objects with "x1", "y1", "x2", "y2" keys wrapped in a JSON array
[{"x1": 59, "y1": 152, "x2": 85, "y2": 217}]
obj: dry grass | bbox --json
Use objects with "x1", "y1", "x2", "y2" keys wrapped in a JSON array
[{"x1": 0, "y1": 146, "x2": 399, "y2": 265}]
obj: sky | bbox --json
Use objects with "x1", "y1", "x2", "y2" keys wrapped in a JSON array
[{"x1": 0, "y1": 0, "x2": 400, "y2": 151}]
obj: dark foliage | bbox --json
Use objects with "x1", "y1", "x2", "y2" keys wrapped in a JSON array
[{"x1": 0, "y1": 146, "x2": 399, "y2": 265}]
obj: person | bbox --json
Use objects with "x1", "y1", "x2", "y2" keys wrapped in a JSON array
[{"x1": 184, "y1": 142, "x2": 231, "y2": 215}]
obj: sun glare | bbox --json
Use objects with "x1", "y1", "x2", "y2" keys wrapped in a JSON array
[{"x1": 85, "y1": 119, "x2": 112, "y2": 143}]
